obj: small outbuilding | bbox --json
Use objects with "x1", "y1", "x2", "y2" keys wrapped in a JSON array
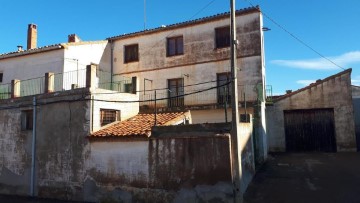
[{"x1": 267, "y1": 69, "x2": 357, "y2": 152}]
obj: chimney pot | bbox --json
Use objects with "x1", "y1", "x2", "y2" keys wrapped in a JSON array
[
  {"x1": 27, "y1": 23, "x2": 37, "y2": 50},
  {"x1": 17, "y1": 45, "x2": 23, "y2": 51}
]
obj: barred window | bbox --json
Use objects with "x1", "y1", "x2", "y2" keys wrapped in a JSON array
[
  {"x1": 100, "y1": 109, "x2": 120, "y2": 126},
  {"x1": 217, "y1": 72, "x2": 231, "y2": 104},
  {"x1": 168, "y1": 78, "x2": 184, "y2": 107}
]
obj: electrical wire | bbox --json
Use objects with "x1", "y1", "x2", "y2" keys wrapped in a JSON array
[
  {"x1": 242, "y1": 0, "x2": 345, "y2": 71},
  {"x1": 0, "y1": 81, "x2": 232, "y2": 110},
  {"x1": 91, "y1": 78, "x2": 229, "y2": 95},
  {"x1": 140, "y1": 0, "x2": 217, "y2": 57}
]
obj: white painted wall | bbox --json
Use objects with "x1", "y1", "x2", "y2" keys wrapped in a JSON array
[
  {"x1": 92, "y1": 89, "x2": 139, "y2": 132},
  {"x1": 0, "y1": 49, "x2": 65, "y2": 84},
  {"x1": 63, "y1": 42, "x2": 108, "y2": 73},
  {"x1": 87, "y1": 141, "x2": 149, "y2": 182},
  {"x1": 0, "y1": 41, "x2": 108, "y2": 90},
  {"x1": 107, "y1": 12, "x2": 263, "y2": 110}
]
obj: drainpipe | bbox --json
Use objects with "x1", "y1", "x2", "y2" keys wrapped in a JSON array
[
  {"x1": 91, "y1": 95, "x2": 94, "y2": 132},
  {"x1": 110, "y1": 40, "x2": 114, "y2": 90},
  {"x1": 30, "y1": 96, "x2": 37, "y2": 196},
  {"x1": 224, "y1": 85, "x2": 228, "y2": 123},
  {"x1": 154, "y1": 90, "x2": 157, "y2": 126}
]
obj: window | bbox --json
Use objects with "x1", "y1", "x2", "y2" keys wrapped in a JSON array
[
  {"x1": 124, "y1": 83, "x2": 132, "y2": 93},
  {"x1": 168, "y1": 78, "x2": 184, "y2": 107},
  {"x1": 215, "y1": 26, "x2": 230, "y2": 48},
  {"x1": 100, "y1": 109, "x2": 120, "y2": 126},
  {"x1": 240, "y1": 114, "x2": 250, "y2": 123},
  {"x1": 124, "y1": 44, "x2": 139, "y2": 63},
  {"x1": 0, "y1": 72, "x2": 3, "y2": 83},
  {"x1": 167, "y1": 36, "x2": 184, "y2": 56},
  {"x1": 21, "y1": 110, "x2": 33, "y2": 130},
  {"x1": 217, "y1": 72, "x2": 231, "y2": 104}
]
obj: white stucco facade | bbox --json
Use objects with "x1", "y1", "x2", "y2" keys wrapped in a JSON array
[{"x1": 0, "y1": 41, "x2": 108, "y2": 87}]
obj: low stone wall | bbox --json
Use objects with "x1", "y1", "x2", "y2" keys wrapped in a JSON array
[{"x1": 85, "y1": 123, "x2": 233, "y2": 202}]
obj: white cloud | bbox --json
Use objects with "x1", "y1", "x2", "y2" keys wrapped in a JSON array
[
  {"x1": 296, "y1": 80, "x2": 316, "y2": 86},
  {"x1": 271, "y1": 51, "x2": 360, "y2": 70},
  {"x1": 351, "y1": 75, "x2": 360, "y2": 86},
  {"x1": 352, "y1": 79, "x2": 360, "y2": 86}
]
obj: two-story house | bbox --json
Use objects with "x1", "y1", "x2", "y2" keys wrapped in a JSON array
[{"x1": 101, "y1": 6, "x2": 267, "y2": 164}]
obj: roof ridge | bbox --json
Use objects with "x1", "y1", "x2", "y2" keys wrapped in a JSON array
[
  {"x1": 90, "y1": 111, "x2": 189, "y2": 138},
  {"x1": 274, "y1": 68, "x2": 352, "y2": 102},
  {"x1": 107, "y1": 6, "x2": 260, "y2": 41},
  {"x1": 0, "y1": 44, "x2": 63, "y2": 58}
]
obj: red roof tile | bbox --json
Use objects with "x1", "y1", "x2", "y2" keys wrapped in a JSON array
[{"x1": 90, "y1": 112, "x2": 190, "y2": 138}]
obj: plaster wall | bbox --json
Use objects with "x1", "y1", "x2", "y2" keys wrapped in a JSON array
[
  {"x1": 0, "y1": 50, "x2": 64, "y2": 84},
  {"x1": 0, "y1": 89, "x2": 92, "y2": 200},
  {"x1": 91, "y1": 89, "x2": 139, "y2": 132},
  {"x1": 107, "y1": 12, "x2": 264, "y2": 108},
  {"x1": 0, "y1": 107, "x2": 32, "y2": 196},
  {"x1": 267, "y1": 71, "x2": 356, "y2": 152},
  {"x1": 63, "y1": 42, "x2": 108, "y2": 73},
  {"x1": 0, "y1": 92, "x2": 253, "y2": 202},
  {"x1": 352, "y1": 86, "x2": 360, "y2": 151},
  {"x1": 84, "y1": 124, "x2": 234, "y2": 203}
]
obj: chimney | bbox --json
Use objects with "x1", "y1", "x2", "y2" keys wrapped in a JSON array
[
  {"x1": 68, "y1": 34, "x2": 81, "y2": 43},
  {"x1": 285, "y1": 90, "x2": 292, "y2": 94},
  {"x1": 17, "y1": 45, "x2": 23, "y2": 52},
  {"x1": 27, "y1": 24, "x2": 37, "y2": 50}
]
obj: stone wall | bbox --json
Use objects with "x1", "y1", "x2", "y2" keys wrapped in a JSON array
[
  {"x1": 1, "y1": 91, "x2": 254, "y2": 202},
  {"x1": 85, "y1": 124, "x2": 234, "y2": 203},
  {"x1": 267, "y1": 69, "x2": 356, "y2": 152}
]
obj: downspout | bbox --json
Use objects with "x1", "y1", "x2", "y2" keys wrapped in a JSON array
[
  {"x1": 91, "y1": 95, "x2": 94, "y2": 132},
  {"x1": 110, "y1": 40, "x2": 114, "y2": 90},
  {"x1": 30, "y1": 96, "x2": 37, "y2": 196}
]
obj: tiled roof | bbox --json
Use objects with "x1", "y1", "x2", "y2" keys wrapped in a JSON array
[
  {"x1": 0, "y1": 40, "x2": 107, "y2": 60},
  {"x1": 90, "y1": 111, "x2": 190, "y2": 138},
  {"x1": 107, "y1": 6, "x2": 260, "y2": 41},
  {"x1": 0, "y1": 44, "x2": 63, "y2": 59}
]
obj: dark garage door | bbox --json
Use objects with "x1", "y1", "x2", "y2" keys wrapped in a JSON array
[{"x1": 284, "y1": 108, "x2": 336, "y2": 152}]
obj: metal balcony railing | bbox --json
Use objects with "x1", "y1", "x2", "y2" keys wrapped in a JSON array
[{"x1": 0, "y1": 83, "x2": 11, "y2": 100}]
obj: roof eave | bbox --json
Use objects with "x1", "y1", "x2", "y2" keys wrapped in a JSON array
[
  {"x1": 0, "y1": 45, "x2": 64, "y2": 60},
  {"x1": 107, "y1": 6, "x2": 260, "y2": 41},
  {"x1": 274, "y1": 68, "x2": 352, "y2": 102}
]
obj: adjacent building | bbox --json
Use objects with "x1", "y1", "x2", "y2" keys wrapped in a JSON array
[
  {"x1": 103, "y1": 5, "x2": 268, "y2": 164},
  {"x1": 0, "y1": 6, "x2": 267, "y2": 202},
  {"x1": 267, "y1": 69, "x2": 357, "y2": 152}
]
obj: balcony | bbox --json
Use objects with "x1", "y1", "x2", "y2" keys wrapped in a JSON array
[{"x1": 139, "y1": 83, "x2": 264, "y2": 112}]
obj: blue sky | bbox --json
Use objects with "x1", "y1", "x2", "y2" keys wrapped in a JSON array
[{"x1": 1, "y1": 0, "x2": 359, "y2": 95}]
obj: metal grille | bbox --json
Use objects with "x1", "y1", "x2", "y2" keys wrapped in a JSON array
[
  {"x1": 0, "y1": 83, "x2": 11, "y2": 99},
  {"x1": 168, "y1": 78, "x2": 184, "y2": 107},
  {"x1": 100, "y1": 109, "x2": 120, "y2": 126}
]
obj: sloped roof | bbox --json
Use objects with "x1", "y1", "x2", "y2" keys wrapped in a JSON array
[
  {"x1": 0, "y1": 40, "x2": 107, "y2": 60},
  {"x1": 274, "y1": 68, "x2": 352, "y2": 102},
  {"x1": 90, "y1": 111, "x2": 190, "y2": 138},
  {"x1": 0, "y1": 44, "x2": 63, "y2": 59},
  {"x1": 107, "y1": 6, "x2": 260, "y2": 41}
]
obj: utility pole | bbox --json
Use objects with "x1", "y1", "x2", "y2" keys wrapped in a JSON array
[
  {"x1": 230, "y1": 0, "x2": 242, "y2": 202},
  {"x1": 144, "y1": 0, "x2": 147, "y2": 30}
]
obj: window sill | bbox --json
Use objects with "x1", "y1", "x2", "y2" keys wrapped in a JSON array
[
  {"x1": 124, "y1": 60, "x2": 139, "y2": 64},
  {"x1": 214, "y1": 46, "x2": 230, "y2": 50},
  {"x1": 166, "y1": 53, "x2": 184, "y2": 58}
]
